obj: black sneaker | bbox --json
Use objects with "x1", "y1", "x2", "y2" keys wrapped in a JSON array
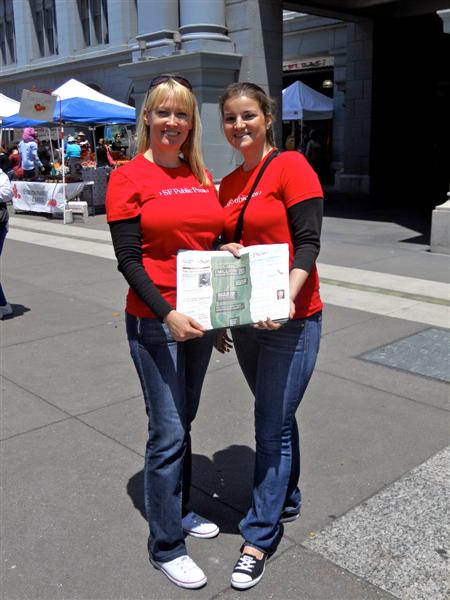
[
  {"x1": 230, "y1": 549, "x2": 267, "y2": 590},
  {"x1": 280, "y1": 506, "x2": 300, "y2": 523}
]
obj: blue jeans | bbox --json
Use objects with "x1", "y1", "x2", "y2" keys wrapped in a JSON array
[
  {"x1": 126, "y1": 313, "x2": 214, "y2": 562},
  {"x1": 232, "y1": 312, "x2": 322, "y2": 553},
  {"x1": 0, "y1": 223, "x2": 8, "y2": 305}
]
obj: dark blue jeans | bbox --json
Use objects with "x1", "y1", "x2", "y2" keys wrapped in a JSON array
[
  {"x1": 0, "y1": 223, "x2": 8, "y2": 305},
  {"x1": 126, "y1": 313, "x2": 214, "y2": 562},
  {"x1": 232, "y1": 312, "x2": 322, "y2": 553}
]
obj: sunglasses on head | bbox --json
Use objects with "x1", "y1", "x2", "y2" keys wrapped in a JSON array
[{"x1": 148, "y1": 74, "x2": 193, "y2": 92}]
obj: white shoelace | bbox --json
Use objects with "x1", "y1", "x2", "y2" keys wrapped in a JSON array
[{"x1": 236, "y1": 554, "x2": 256, "y2": 573}]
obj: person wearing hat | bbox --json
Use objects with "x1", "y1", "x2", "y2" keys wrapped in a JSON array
[
  {"x1": 66, "y1": 136, "x2": 81, "y2": 159},
  {"x1": 66, "y1": 136, "x2": 82, "y2": 179},
  {"x1": 76, "y1": 131, "x2": 90, "y2": 159},
  {"x1": 18, "y1": 128, "x2": 43, "y2": 179}
]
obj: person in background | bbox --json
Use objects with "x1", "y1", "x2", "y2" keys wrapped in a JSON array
[
  {"x1": 305, "y1": 129, "x2": 326, "y2": 180},
  {"x1": 0, "y1": 167, "x2": 12, "y2": 318},
  {"x1": 18, "y1": 128, "x2": 43, "y2": 179},
  {"x1": 65, "y1": 136, "x2": 82, "y2": 179},
  {"x1": 106, "y1": 75, "x2": 224, "y2": 590},
  {"x1": 95, "y1": 138, "x2": 109, "y2": 166},
  {"x1": 110, "y1": 132, "x2": 124, "y2": 153},
  {"x1": 0, "y1": 144, "x2": 9, "y2": 172},
  {"x1": 76, "y1": 132, "x2": 90, "y2": 159},
  {"x1": 37, "y1": 139, "x2": 52, "y2": 175},
  {"x1": 217, "y1": 82, "x2": 323, "y2": 590},
  {"x1": 7, "y1": 145, "x2": 21, "y2": 180},
  {"x1": 284, "y1": 133, "x2": 299, "y2": 152},
  {"x1": 299, "y1": 125, "x2": 311, "y2": 154}
]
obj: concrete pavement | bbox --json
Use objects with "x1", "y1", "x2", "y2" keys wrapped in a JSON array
[{"x1": 1, "y1": 204, "x2": 449, "y2": 600}]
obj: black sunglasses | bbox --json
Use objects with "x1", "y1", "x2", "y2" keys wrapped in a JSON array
[{"x1": 148, "y1": 75, "x2": 193, "y2": 92}]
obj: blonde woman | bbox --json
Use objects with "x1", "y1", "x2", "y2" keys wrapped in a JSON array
[{"x1": 106, "y1": 75, "x2": 224, "y2": 590}]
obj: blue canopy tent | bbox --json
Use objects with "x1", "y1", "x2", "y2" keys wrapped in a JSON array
[
  {"x1": 282, "y1": 80, "x2": 333, "y2": 121},
  {"x1": 1, "y1": 78, "x2": 136, "y2": 127}
]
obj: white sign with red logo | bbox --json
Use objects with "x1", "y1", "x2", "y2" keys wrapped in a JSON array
[
  {"x1": 19, "y1": 90, "x2": 56, "y2": 122},
  {"x1": 12, "y1": 181, "x2": 85, "y2": 214}
]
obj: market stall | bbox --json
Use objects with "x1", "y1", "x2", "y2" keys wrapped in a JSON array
[
  {"x1": 2, "y1": 79, "x2": 136, "y2": 127},
  {"x1": 2, "y1": 79, "x2": 136, "y2": 215}
]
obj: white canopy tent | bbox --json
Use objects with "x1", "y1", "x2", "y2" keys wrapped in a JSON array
[
  {"x1": 0, "y1": 92, "x2": 20, "y2": 118},
  {"x1": 0, "y1": 93, "x2": 20, "y2": 147},
  {"x1": 282, "y1": 81, "x2": 333, "y2": 121}
]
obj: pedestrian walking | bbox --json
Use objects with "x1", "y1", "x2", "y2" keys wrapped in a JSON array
[
  {"x1": 0, "y1": 167, "x2": 12, "y2": 318},
  {"x1": 217, "y1": 82, "x2": 324, "y2": 590},
  {"x1": 106, "y1": 75, "x2": 224, "y2": 590}
]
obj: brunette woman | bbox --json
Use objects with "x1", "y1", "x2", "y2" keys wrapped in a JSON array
[
  {"x1": 218, "y1": 82, "x2": 323, "y2": 589},
  {"x1": 106, "y1": 75, "x2": 224, "y2": 590}
]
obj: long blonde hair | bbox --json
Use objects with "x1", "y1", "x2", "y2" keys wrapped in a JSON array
[{"x1": 136, "y1": 78, "x2": 209, "y2": 186}]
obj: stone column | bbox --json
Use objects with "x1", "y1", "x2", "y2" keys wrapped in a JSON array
[
  {"x1": 179, "y1": 0, "x2": 234, "y2": 52},
  {"x1": 54, "y1": 1, "x2": 84, "y2": 59},
  {"x1": 134, "y1": 0, "x2": 178, "y2": 59},
  {"x1": 430, "y1": 9, "x2": 450, "y2": 254},
  {"x1": 430, "y1": 193, "x2": 450, "y2": 255},
  {"x1": 225, "y1": 0, "x2": 283, "y2": 147},
  {"x1": 331, "y1": 48, "x2": 346, "y2": 170},
  {"x1": 107, "y1": 0, "x2": 137, "y2": 48},
  {"x1": 335, "y1": 20, "x2": 373, "y2": 194},
  {"x1": 121, "y1": 0, "x2": 285, "y2": 179},
  {"x1": 11, "y1": 0, "x2": 34, "y2": 67}
]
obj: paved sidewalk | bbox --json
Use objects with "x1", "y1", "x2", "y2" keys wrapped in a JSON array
[{"x1": 1, "y1": 205, "x2": 449, "y2": 600}]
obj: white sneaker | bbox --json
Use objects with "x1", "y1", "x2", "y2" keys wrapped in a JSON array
[
  {"x1": 151, "y1": 555, "x2": 207, "y2": 589},
  {"x1": 0, "y1": 303, "x2": 12, "y2": 318},
  {"x1": 182, "y1": 511, "x2": 220, "y2": 539}
]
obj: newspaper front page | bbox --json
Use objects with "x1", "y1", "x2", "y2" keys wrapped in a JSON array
[{"x1": 176, "y1": 244, "x2": 290, "y2": 330}]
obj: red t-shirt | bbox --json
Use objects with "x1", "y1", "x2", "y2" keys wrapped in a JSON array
[
  {"x1": 219, "y1": 150, "x2": 323, "y2": 318},
  {"x1": 106, "y1": 154, "x2": 224, "y2": 317}
]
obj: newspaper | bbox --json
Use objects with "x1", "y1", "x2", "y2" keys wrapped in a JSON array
[{"x1": 177, "y1": 244, "x2": 290, "y2": 330}]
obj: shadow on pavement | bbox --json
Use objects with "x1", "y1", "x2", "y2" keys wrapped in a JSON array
[
  {"x1": 126, "y1": 444, "x2": 255, "y2": 535},
  {"x1": 323, "y1": 191, "x2": 433, "y2": 245},
  {"x1": 1, "y1": 303, "x2": 31, "y2": 319}
]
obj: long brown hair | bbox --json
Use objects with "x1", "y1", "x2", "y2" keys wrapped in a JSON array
[
  {"x1": 136, "y1": 77, "x2": 209, "y2": 186},
  {"x1": 219, "y1": 82, "x2": 276, "y2": 147}
]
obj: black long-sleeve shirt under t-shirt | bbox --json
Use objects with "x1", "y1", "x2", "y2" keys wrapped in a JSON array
[{"x1": 109, "y1": 196, "x2": 323, "y2": 320}]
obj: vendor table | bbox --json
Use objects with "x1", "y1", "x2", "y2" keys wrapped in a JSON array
[
  {"x1": 81, "y1": 166, "x2": 109, "y2": 214},
  {"x1": 11, "y1": 181, "x2": 86, "y2": 215}
]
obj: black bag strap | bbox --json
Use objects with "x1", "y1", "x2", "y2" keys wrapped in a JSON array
[{"x1": 233, "y1": 149, "x2": 280, "y2": 243}]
